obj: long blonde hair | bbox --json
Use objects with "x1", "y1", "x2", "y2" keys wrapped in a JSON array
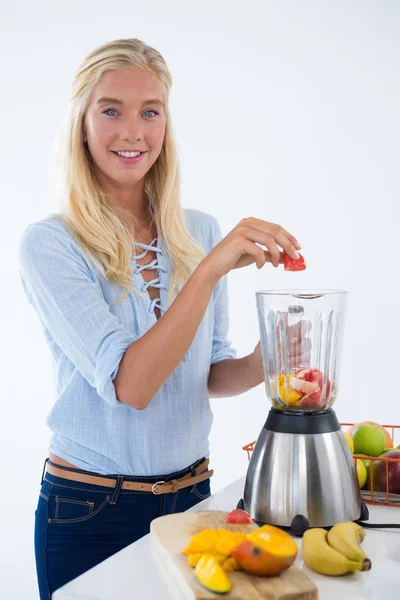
[{"x1": 54, "y1": 38, "x2": 205, "y2": 308}]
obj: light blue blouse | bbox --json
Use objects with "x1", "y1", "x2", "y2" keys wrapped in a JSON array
[{"x1": 17, "y1": 208, "x2": 237, "y2": 476}]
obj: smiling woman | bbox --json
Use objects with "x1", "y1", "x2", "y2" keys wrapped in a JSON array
[
  {"x1": 83, "y1": 68, "x2": 167, "y2": 195},
  {"x1": 17, "y1": 36, "x2": 301, "y2": 600}
]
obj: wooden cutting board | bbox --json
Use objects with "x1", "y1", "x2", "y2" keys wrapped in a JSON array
[{"x1": 150, "y1": 510, "x2": 317, "y2": 599}]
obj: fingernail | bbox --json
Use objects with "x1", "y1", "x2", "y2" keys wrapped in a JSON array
[{"x1": 293, "y1": 251, "x2": 300, "y2": 259}]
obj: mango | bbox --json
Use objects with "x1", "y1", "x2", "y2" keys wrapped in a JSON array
[
  {"x1": 222, "y1": 556, "x2": 241, "y2": 573},
  {"x1": 279, "y1": 383, "x2": 302, "y2": 406},
  {"x1": 187, "y1": 552, "x2": 226, "y2": 568},
  {"x1": 187, "y1": 553, "x2": 204, "y2": 568},
  {"x1": 215, "y1": 531, "x2": 247, "y2": 556},
  {"x1": 195, "y1": 554, "x2": 232, "y2": 594},
  {"x1": 216, "y1": 528, "x2": 229, "y2": 537},
  {"x1": 271, "y1": 374, "x2": 302, "y2": 406},
  {"x1": 182, "y1": 529, "x2": 220, "y2": 556},
  {"x1": 232, "y1": 525, "x2": 298, "y2": 576}
]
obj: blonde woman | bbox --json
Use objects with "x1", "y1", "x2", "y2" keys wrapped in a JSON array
[{"x1": 18, "y1": 38, "x2": 302, "y2": 599}]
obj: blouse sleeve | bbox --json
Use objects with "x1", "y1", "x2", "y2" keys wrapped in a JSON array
[
  {"x1": 17, "y1": 221, "x2": 138, "y2": 407},
  {"x1": 210, "y1": 218, "x2": 237, "y2": 365}
]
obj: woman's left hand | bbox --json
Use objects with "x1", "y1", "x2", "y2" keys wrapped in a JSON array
[
  {"x1": 251, "y1": 340, "x2": 264, "y2": 379},
  {"x1": 252, "y1": 320, "x2": 312, "y2": 376}
]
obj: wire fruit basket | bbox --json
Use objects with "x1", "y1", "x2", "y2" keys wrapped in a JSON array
[{"x1": 243, "y1": 423, "x2": 400, "y2": 508}]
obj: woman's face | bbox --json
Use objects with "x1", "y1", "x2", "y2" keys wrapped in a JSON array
[{"x1": 83, "y1": 68, "x2": 166, "y2": 194}]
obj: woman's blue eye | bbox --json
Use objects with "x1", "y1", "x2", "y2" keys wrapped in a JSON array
[
  {"x1": 102, "y1": 108, "x2": 159, "y2": 118},
  {"x1": 103, "y1": 109, "x2": 118, "y2": 117}
]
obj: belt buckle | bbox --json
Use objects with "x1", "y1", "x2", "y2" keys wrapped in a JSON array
[{"x1": 152, "y1": 480, "x2": 166, "y2": 495}]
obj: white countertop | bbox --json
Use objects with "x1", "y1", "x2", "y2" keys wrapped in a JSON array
[{"x1": 53, "y1": 476, "x2": 400, "y2": 600}]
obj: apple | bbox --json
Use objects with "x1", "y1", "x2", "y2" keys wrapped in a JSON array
[
  {"x1": 372, "y1": 450, "x2": 400, "y2": 494},
  {"x1": 348, "y1": 421, "x2": 393, "y2": 449},
  {"x1": 352, "y1": 424, "x2": 386, "y2": 457}
]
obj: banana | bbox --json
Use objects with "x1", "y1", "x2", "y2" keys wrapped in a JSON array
[
  {"x1": 302, "y1": 528, "x2": 370, "y2": 576},
  {"x1": 327, "y1": 522, "x2": 371, "y2": 569}
]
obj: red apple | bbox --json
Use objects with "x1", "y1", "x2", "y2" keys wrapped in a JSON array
[{"x1": 372, "y1": 450, "x2": 400, "y2": 494}]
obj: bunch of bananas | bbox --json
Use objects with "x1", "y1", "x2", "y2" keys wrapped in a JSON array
[{"x1": 302, "y1": 522, "x2": 372, "y2": 576}]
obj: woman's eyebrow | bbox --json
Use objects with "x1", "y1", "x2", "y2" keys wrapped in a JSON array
[{"x1": 96, "y1": 97, "x2": 164, "y2": 107}]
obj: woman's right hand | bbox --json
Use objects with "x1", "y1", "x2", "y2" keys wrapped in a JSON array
[{"x1": 202, "y1": 217, "x2": 302, "y2": 283}]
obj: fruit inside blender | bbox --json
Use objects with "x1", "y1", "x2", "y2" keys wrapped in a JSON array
[
  {"x1": 266, "y1": 304, "x2": 333, "y2": 411},
  {"x1": 269, "y1": 369, "x2": 332, "y2": 409}
]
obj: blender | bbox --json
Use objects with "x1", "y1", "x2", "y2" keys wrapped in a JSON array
[{"x1": 241, "y1": 290, "x2": 367, "y2": 535}]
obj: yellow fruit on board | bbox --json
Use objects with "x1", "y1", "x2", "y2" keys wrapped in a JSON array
[
  {"x1": 222, "y1": 556, "x2": 241, "y2": 573},
  {"x1": 188, "y1": 553, "x2": 202, "y2": 568},
  {"x1": 232, "y1": 525, "x2": 298, "y2": 577},
  {"x1": 215, "y1": 531, "x2": 247, "y2": 556},
  {"x1": 216, "y1": 528, "x2": 229, "y2": 538},
  {"x1": 187, "y1": 552, "x2": 226, "y2": 567},
  {"x1": 343, "y1": 432, "x2": 354, "y2": 454},
  {"x1": 182, "y1": 529, "x2": 220, "y2": 556},
  {"x1": 247, "y1": 524, "x2": 298, "y2": 557},
  {"x1": 195, "y1": 555, "x2": 232, "y2": 594}
]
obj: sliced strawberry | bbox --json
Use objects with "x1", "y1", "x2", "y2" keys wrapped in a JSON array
[
  {"x1": 225, "y1": 509, "x2": 253, "y2": 524},
  {"x1": 282, "y1": 252, "x2": 306, "y2": 272}
]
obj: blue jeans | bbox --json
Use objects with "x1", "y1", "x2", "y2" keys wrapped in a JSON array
[{"x1": 34, "y1": 457, "x2": 211, "y2": 599}]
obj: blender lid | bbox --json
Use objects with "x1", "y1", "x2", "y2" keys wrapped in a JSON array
[{"x1": 256, "y1": 289, "x2": 348, "y2": 298}]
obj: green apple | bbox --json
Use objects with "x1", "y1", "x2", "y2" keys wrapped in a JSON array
[{"x1": 352, "y1": 424, "x2": 386, "y2": 457}]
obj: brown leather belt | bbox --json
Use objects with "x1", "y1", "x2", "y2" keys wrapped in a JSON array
[{"x1": 45, "y1": 458, "x2": 213, "y2": 495}]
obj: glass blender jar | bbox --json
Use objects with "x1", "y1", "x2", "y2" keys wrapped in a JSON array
[
  {"x1": 243, "y1": 290, "x2": 364, "y2": 534},
  {"x1": 260, "y1": 290, "x2": 346, "y2": 413}
]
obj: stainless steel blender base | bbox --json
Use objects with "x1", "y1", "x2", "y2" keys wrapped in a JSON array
[{"x1": 243, "y1": 414, "x2": 361, "y2": 529}]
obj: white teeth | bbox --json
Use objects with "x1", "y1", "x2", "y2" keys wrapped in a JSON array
[{"x1": 116, "y1": 150, "x2": 141, "y2": 158}]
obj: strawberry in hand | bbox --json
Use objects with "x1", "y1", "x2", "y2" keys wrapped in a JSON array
[{"x1": 282, "y1": 251, "x2": 306, "y2": 271}]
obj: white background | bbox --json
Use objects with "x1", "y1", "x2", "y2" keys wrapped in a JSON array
[{"x1": 1, "y1": 1, "x2": 399, "y2": 598}]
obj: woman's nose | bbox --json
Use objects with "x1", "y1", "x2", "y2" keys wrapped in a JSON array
[{"x1": 121, "y1": 117, "x2": 143, "y2": 141}]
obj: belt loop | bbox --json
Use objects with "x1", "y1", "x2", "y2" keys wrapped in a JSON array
[
  {"x1": 110, "y1": 475, "x2": 124, "y2": 505},
  {"x1": 189, "y1": 461, "x2": 197, "y2": 493},
  {"x1": 41, "y1": 458, "x2": 48, "y2": 485},
  {"x1": 191, "y1": 457, "x2": 206, "y2": 477}
]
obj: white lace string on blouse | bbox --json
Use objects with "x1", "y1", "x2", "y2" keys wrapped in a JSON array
[{"x1": 133, "y1": 237, "x2": 168, "y2": 315}]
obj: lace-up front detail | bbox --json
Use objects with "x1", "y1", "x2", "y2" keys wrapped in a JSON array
[{"x1": 133, "y1": 237, "x2": 168, "y2": 319}]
